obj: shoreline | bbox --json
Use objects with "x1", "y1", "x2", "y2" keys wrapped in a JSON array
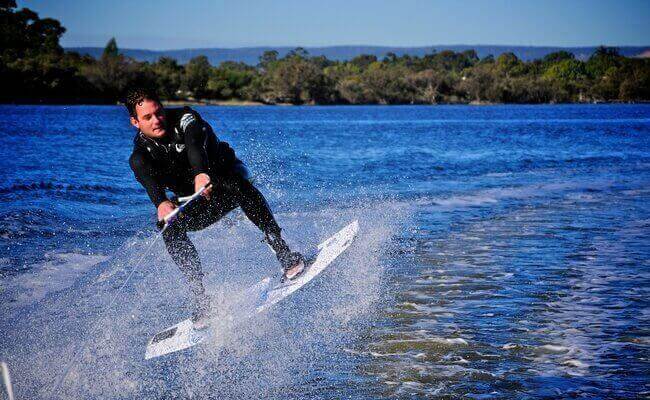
[
  {"x1": 1, "y1": 99, "x2": 648, "y2": 107},
  {"x1": 162, "y1": 99, "x2": 268, "y2": 106}
]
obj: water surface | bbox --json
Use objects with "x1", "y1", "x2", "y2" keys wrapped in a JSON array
[{"x1": 1, "y1": 104, "x2": 649, "y2": 398}]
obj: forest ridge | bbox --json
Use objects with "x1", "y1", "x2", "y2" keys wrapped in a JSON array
[{"x1": 1, "y1": 2, "x2": 649, "y2": 105}]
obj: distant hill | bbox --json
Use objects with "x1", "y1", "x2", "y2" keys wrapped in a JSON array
[{"x1": 66, "y1": 45, "x2": 650, "y2": 65}]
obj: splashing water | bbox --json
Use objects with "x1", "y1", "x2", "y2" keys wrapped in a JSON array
[
  {"x1": 2, "y1": 201, "x2": 409, "y2": 399},
  {"x1": 1, "y1": 104, "x2": 649, "y2": 398}
]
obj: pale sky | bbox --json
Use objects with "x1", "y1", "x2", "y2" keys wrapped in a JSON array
[{"x1": 20, "y1": 0, "x2": 650, "y2": 50}]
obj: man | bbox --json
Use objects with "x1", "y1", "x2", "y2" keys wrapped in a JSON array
[{"x1": 126, "y1": 88, "x2": 305, "y2": 325}]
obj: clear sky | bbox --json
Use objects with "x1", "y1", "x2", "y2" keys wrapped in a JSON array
[{"x1": 20, "y1": 0, "x2": 650, "y2": 50}]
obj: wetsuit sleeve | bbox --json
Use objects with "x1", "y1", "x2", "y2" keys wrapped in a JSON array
[
  {"x1": 182, "y1": 114, "x2": 210, "y2": 177},
  {"x1": 129, "y1": 150, "x2": 168, "y2": 208},
  {"x1": 214, "y1": 140, "x2": 237, "y2": 167}
]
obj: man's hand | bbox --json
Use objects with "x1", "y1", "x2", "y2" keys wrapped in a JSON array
[
  {"x1": 157, "y1": 200, "x2": 176, "y2": 222},
  {"x1": 194, "y1": 173, "x2": 212, "y2": 200}
]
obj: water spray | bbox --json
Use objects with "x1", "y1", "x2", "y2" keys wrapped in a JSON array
[{"x1": 49, "y1": 184, "x2": 212, "y2": 397}]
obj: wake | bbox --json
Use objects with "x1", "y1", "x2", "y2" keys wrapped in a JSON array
[{"x1": 0, "y1": 200, "x2": 409, "y2": 399}]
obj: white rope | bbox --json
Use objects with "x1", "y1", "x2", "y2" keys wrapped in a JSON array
[
  {"x1": 49, "y1": 233, "x2": 161, "y2": 397},
  {"x1": 50, "y1": 185, "x2": 211, "y2": 397}
]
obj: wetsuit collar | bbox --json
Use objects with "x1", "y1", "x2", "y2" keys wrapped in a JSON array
[{"x1": 138, "y1": 130, "x2": 170, "y2": 145}]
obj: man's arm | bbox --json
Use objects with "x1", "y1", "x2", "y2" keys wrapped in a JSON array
[
  {"x1": 181, "y1": 112, "x2": 210, "y2": 176},
  {"x1": 181, "y1": 113, "x2": 235, "y2": 199},
  {"x1": 181, "y1": 111, "x2": 238, "y2": 174},
  {"x1": 180, "y1": 113, "x2": 212, "y2": 197},
  {"x1": 129, "y1": 150, "x2": 175, "y2": 220}
]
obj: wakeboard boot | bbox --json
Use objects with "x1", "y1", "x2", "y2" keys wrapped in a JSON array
[{"x1": 264, "y1": 231, "x2": 306, "y2": 282}]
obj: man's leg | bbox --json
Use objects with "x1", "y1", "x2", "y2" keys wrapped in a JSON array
[
  {"x1": 162, "y1": 222, "x2": 206, "y2": 303},
  {"x1": 219, "y1": 173, "x2": 305, "y2": 279},
  {"x1": 161, "y1": 197, "x2": 234, "y2": 322}
]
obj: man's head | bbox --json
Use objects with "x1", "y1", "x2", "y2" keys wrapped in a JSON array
[{"x1": 125, "y1": 88, "x2": 167, "y2": 139}]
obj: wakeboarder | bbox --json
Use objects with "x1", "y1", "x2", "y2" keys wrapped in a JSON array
[{"x1": 125, "y1": 88, "x2": 305, "y2": 327}]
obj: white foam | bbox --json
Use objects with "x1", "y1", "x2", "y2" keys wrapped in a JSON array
[
  {"x1": 563, "y1": 359, "x2": 589, "y2": 368},
  {"x1": 445, "y1": 338, "x2": 469, "y2": 345},
  {"x1": 537, "y1": 344, "x2": 570, "y2": 354},
  {"x1": 3, "y1": 200, "x2": 413, "y2": 398},
  {"x1": 429, "y1": 179, "x2": 617, "y2": 210},
  {"x1": 2, "y1": 252, "x2": 108, "y2": 308}
]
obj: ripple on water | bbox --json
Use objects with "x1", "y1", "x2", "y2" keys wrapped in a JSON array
[{"x1": 356, "y1": 179, "x2": 650, "y2": 398}]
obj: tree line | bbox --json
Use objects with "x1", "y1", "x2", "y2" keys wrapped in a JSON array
[{"x1": 2, "y1": 1, "x2": 649, "y2": 105}]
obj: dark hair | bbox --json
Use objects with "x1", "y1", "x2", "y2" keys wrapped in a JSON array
[{"x1": 124, "y1": 87, "x2": 161, "y2": 119}]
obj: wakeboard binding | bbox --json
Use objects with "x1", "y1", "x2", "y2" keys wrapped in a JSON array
[{"x1": 264, "y1": 231, "x2": 306, "y2": 282}]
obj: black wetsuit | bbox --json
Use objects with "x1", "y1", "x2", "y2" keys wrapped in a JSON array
[{"x1": 129, "y1": 107, "x2": 282, "y2": 305}]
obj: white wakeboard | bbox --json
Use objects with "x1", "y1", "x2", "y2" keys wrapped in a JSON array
[{"x1": 145, "y1": 220, "x2": 358, "y2": 360}]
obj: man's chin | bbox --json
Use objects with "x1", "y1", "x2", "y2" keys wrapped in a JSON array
[{"x1": 150, "y1": 129, "x2": 167, "y2": 138}]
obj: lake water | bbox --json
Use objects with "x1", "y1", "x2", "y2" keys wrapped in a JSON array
[{"x1": 1, "y1": 104, "x2": 649, "y2": 399}]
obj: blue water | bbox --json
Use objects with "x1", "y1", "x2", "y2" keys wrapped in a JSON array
[{"x1": 1, "y1": 105, "x2": 649, "y2": 399}]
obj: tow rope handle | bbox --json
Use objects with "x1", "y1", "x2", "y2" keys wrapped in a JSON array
[{"x1": 157, "y1": 183, "x2": 213, "y2": 232}]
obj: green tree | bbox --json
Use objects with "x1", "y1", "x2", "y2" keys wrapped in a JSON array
[
  {"x1": 383, "y1": 52, "x2": 398, "y2": 63},
  {"x1": 266, "y1": 55, "x2": 333, "y2": 104},
  {"x1": 80, "y1": 38, "x2": 147, "y2": 101},
  {"x1": 103, "y1": 37, "x2": 119, "y2": 58},
  {"x1": 310, "y1": 55, "x2": 335, "y2": 69},
  {"x1": 496, "y1": 52, "x2": 526, "y2": 76},
  {"x1": 461, "y1": 50, "x2": 479, "y2": 64},
  {"x1": 207, "y1": 62, "x2": 255, "y2": 99},
  {"x1": 183, "y1": 55, "x2": 212, "y2": 98},
  {"x1": 458, "y1": 62, "x2": 502, "y2": 103},
  {"x1": 152, "y1": 56, "x2": 183, "y2": 99},
  {"x1": 258, "y1": 50, "x2": 278, "y2": 69},
  {"x1": 350, "y1": 54, "x2": 377, "y2": 69},
  {"x1": 542, "y1": 59, "x2": 588, "y2": 102},
  {"x1": 543, "y1": 51, "x2": 574, "y2": 64},
  {"x1": 586, "y1": 47, "x2": 623, "y2": 100},
  {"x1": 618, "y1": 60, "x2": 650, "y2": 101},
  {"x1": 286, "y1": 47, "x2": 309, "y2": 59},
  {"x1": 336, "y1": 76, "x2": 367, "y2": 104},
  {"x1": 544, "y1": 59, "x2": 587, "y2": 81},
  {"x1": 586, "y1": 46, "x2": 621, "y2": 78},
  {"x1": 0, "y1": 2, "x2": 65, "y2": 60},
  {"x1": 423, "y1": 50, "x2": 478, "y2": 72},
  {"x1": 406, "y1": 69, "x2": 451, "y2": 104},
  {"x1": 0, "y1": 2, "x2": 95, "y2": 102},
  {"x1": 360, "y1": 63, "x2": 412, "y2": 104}
]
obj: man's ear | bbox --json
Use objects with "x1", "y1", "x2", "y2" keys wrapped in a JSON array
[{"x1": 130, "y1": 116, "x2": 139, "y2": 129}]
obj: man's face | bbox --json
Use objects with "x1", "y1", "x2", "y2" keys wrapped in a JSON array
[{"x1": 130, "y1": 99, "x2": 167, "y2": 139}]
